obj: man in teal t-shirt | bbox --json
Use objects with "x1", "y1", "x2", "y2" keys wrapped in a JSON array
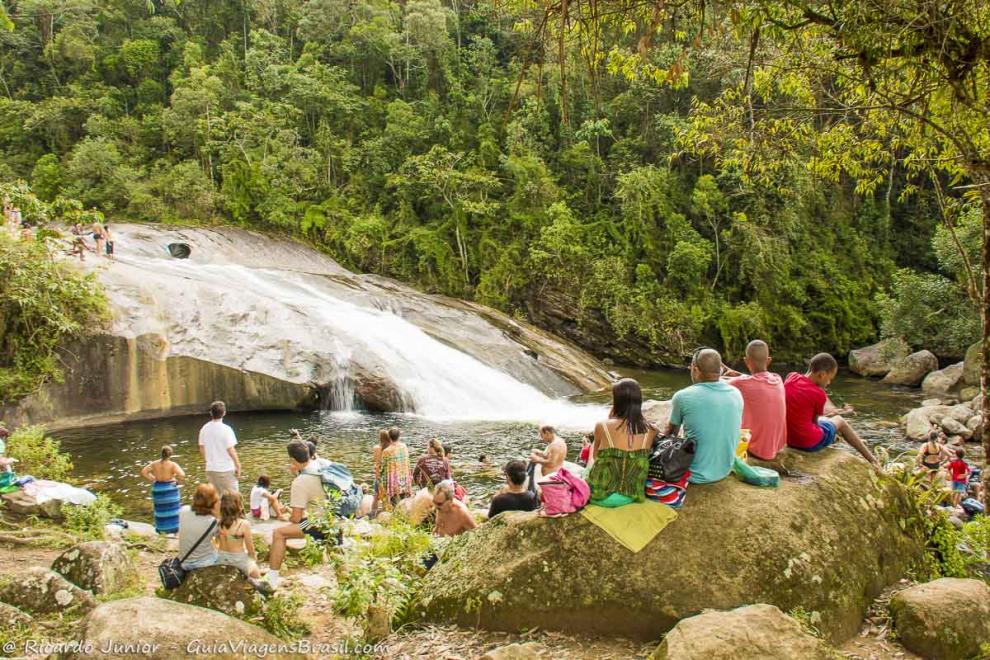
[{"x1": 666, "y1": 348, "x2": 744, "y2": 484}]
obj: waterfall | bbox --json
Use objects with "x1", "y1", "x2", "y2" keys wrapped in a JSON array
[{"x1": 101, "y1": 227, "x2": 607, "y2": 428}]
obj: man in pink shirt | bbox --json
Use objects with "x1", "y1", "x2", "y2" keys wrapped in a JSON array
[{"x1": 724, "y1": 340, "x2": 786, "y2": 460}]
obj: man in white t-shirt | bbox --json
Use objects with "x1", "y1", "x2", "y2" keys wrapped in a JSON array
[{"x1": 198, "y1": 401, "x2": 241, "y2": 495}]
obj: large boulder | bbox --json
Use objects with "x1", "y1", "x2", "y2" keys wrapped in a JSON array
[
  {"x1": 940, "y1": 416, "x2": 972, "y2": 440},
  {"x1": 70, "y1": 596, "x2": 288, "y2": 659},
  {"x1": 0, "y1": 567, "x2": 97, "y2": 615},
  {"x1": 889, "y1": 578, "x2": 990, "y2": 660},
  {"x1": 51, "y1": 541, "x2": 139, "y2": 595},
  {"x1": 650, "y1": 604, "x2": 834, "y2": 660},
  {"x1": 414, "y1": 450, "x2": 926, "y2": 644},
  {"x1": 0, "y1": 601, "x2": 32, "y2": 629},
  {"x1": 164, "y1": 564, "x2": 259, "y2": 617},
  {"x1": 921, "y1": 362, "x2": 965, "y2": 397},
  {"x1": 901, "y1": 405, "x2": 953, "y2": 441},
  {"x1": 882, "y1": 350, "x2": 939, "y2": 387},
  {"x1": 963, "y1": 341, "x2": 982, "y2": 387},
  {"x1": 0, "y1": 490, "x2": 63, "y2": 520},
  {"x1": 849, "y1": 339, "x2": 909, "y2": 377}
]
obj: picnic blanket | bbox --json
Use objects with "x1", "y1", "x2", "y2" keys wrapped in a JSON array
[{"x1": 580, "y1": 499, "x2": 677, "y2": 553}]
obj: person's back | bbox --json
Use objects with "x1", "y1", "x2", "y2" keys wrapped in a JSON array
[
  {"x1": 587, "y1": 379, "x2": 655, "y2": 505},
  {"x1": 178, "y1": 484, "x2": 219, "y2": 570},
  {"x1": 728, "y1": 372, "x2": 785, "y2": 459},
  {"x1": 784, "y1": 371, "x2": 827, "y2": 449},
  {"x1": 488, "y1": 460, "x2": 539, "y2": 518},
  {"x1": 668, "y1": 349, "x2": 743, "y2": 484},
  {"x1": 199, "y1": 401, "x2": 240, "y2": 494}
]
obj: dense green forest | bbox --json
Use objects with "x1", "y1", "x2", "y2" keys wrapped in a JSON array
[{"x1": 0, "y1": 0, "x2": 981, "y2": 365}]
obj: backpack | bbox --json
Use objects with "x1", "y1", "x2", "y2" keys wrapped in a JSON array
[
  {"x1": 539, "y1": 467, "x2": 591, "y2": 517},
  {"x1": 648, "y1": 434, "x2": 696, "y2": 483},
  {"x1": 961, "y1": 498, "x2": 985, "y2": 518},
  {"x1": 305, "y1": 462, "x2": 363, "y2": 518}
]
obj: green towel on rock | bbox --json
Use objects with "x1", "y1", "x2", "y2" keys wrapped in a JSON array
[{"x1": 580, "y1": 500, "x2": 677, "y2": 553}]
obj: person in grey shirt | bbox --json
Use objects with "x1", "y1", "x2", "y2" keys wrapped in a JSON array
[{"x1": 179, "y1": 483, "x2": 220, "y2": 570}]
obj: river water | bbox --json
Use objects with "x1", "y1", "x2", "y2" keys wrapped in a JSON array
[{"x1": 54, "y1": 368, "x2": 921, "y2": 520}]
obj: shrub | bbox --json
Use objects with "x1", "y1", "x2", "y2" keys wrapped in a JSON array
[
  {"x1": 4, "y1": 426, "x2": 73, "y2": 481},
  {"x1": 63, "y1": 494, "x2": 121, "y2": 541},
  {"x1": 257, "y1": 592, "x2": 310, "y2": 640}
]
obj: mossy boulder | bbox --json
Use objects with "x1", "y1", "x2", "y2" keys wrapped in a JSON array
[
  {"x1": 650, "y1": 604, "x2": 834, "y2": 659},
  {"x1": 849, "y1": 339, "x2": 909, "y2": 378},
  {"x1": 414, "y1": 450, "x2": 925, "y2": 644},
  {"x1": 163, "y1": 564, "x2": 259, "y2": 617},
  {"x1": 889, "y1": 578, "x2": 990, "y2": 660},
  {"x1": 962, "y1": 342, "x2": 982, "y2": 387},
  {"x1": 52, "y1": 541, "x2": 139, "y2": 595},
  {"x1": 71, "y1": 596, "x2": 287, "y2": 659},
  {"x1": 0, "y1": 567, "x2": 97, "y2": 615}
]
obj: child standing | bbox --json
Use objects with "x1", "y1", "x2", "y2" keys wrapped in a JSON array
[
  {"x1": 141, "y1": 445, "x2": 185, "y2": 534},
  {"x1": 216, "y1": 492, "x2": 261, "y2": 578},
  {"x1": 946, "y1": 448, "x2": 972, "y2": 507},
  {"x1": 249, "y1": 474, "x2": 285, "y2": 520}
]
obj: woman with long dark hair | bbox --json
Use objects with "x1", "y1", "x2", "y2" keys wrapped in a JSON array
[{"x1": 585, "y1": 378, "x2": 655, "y2": 507}]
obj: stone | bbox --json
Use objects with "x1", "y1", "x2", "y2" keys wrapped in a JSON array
[
  {"x1": 966, "y1": 414, "x2": 984, "y2": 442},
  {"x1": 0, "y1": 567, "x2": 97, "y2": 615},
  {"x1": 105, "y1": 519, "x2": 157, "y2": 540},
  {"x1": 882, "y1": 350, "x2": 939, "y2": 387},
  {"x1": 481, "y1": 642, "x2": 546, "y2": 660},
  {"x1": 414, "y1": 450, "x2": 926, "y2": 644},
  {"x1": 948, "y1": 404, "x2": 974, "y2": 424},
  {"x1": 901, "y1": 405, "x2": 952, "y2": 441},
  {"x1": 164, "y1": 565, "x2": 259, "y2": 617},
  {"x1": 650, "y1": 604, "x2": 834, "y2": 660},
  {"x1": 6, "y1": 224, "x2": 610, "y2": 430},
  {"x1": 921, "y1": 362, "x2": 966, "y2": 397},
  {"x1": 962, "y1": 341, "x2": 982, "y2": 387},
  {"x1": 70, "y1": 596, "x2": 288, "y2": 659},
  {"x1": 940, "y1": 417, "x2": 972, "y2": 440},
  {"x1": 643, "y1": 399, "x2": 673, "y2": 428},
  {"x1": 0, "y1": 601, "x2": 32, "y2": 629},
  {"x1": 920, "y1": 398, "x2": 943, "y2": 407},
  {"x1": 889, "y1": 578, "x2": 990, "y2": 660},
  {"x1": 849, "y1": 339, "x2": 909, "y2": 377},
  {"x1": 0, "y1": 490, "x2": 63, "y2": 520},
  {"x1": 51, "y1": 541, "x2": 139, "y2": 595},
  {"x1": 960, "y1": 386, "x2": 981, "y2": 403}
]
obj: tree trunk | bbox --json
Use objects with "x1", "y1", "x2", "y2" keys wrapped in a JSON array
[{"x1": 979, "y1": 188, "x2": 990, "y2": 508}]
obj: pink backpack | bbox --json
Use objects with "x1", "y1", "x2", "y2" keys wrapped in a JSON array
[{"x1": 539, "y1": 467, "x2": 591, "y2": 517}]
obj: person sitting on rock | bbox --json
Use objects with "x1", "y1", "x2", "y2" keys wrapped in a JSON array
[
  {"x1": 413, "y1": 438, "x2": 452, "y2": 489},
  {"x1": 250, "y1": 474, "x2": 285, "y2": 520},
  {"x1": 216, "y1": 491, "x2": 262, "y2": 580},
  {"x1": 141, "y1": 445, "x2": 186, "y2": 535},
  {"x1": 307, "y1": 439, "x2": 331, "y2": 470},
  {"x1": 178, "y1": 483, "x2": 220, "y2": 571},
  {"x1": 263, "y1": 440, "x2": 330, "y2": 590},
  {"x1": 586, "y1": 378, "x2": 656, "y2": 506},
  {"x1": 433, "y1": 480, "x2": 477, "y2": 537},
  {"x1": 666, "y1": 349, "x2": 743, "y2": 485},
  {"x1": 488, "y1": 460, "x2": 538, "y2": 519},
  {"x1": 784, "y1": 353, "x2": 881, "y2": 470},
  {"x1": 723, "y1": 340, "x2": 787, "y2": 461}
]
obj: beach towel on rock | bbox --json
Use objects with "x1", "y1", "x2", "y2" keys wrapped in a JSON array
[{"x1": 580, "y1": 500, "x2": 677, "y2": 553}]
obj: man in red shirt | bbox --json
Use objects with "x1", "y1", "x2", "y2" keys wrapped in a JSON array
[
  {"x1": 784, "y1": 353, "x2": 881, "y2": 470},
  {"x1": 724, "y1": 339, "x2": 786, "y2": 460}
]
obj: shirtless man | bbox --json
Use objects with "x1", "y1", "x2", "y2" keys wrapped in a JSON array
[
  {"x1": 433, "y1": 480, "x2": 476, "y2": 537},
  {"x1": 530, "y1": 425, "x2": 567, "y2": 477}
]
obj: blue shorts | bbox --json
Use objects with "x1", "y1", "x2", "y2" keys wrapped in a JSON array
[
  {"x1": 796, "y1": 420, "x2": 837, "y2": 453},
  {"x1": 952, "y1": 481, "x2": 967, "y2": 493}
]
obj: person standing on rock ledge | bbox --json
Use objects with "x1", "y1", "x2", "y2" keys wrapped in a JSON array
[
  {"x1": 784, "y1": 353, "x2": 882, "y2": 471},
  {"x1": 198, "y1": 401, "x2": 241, "y2": 495}
]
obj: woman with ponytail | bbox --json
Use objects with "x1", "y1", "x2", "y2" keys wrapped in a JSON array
[{"x1": 413, "y1": 437, "x2": 452, "y2": 489}]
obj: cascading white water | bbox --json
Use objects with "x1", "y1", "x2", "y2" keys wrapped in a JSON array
[{"x1": 105, "y1": 230, "x2": 606, "y2": 428}]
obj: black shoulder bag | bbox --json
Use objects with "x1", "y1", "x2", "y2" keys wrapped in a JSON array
[
  {"x1": 648, "y1": 434, "x2": 696, "y2": 483},
  {"x1": 158, "y1": 519, "x2": 217, "y2": 590}
]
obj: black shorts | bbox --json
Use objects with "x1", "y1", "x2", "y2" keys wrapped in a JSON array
[
  {"x1": 106, "y1": 241, "x2": 114, "y2": 255},
  {"x1": 297, "y1": 518, "x2": 326, "y2": 541}
]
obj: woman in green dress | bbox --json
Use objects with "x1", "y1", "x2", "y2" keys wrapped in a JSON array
[{"x1": 585, "y1": 378, "x2": 655, "y2": 507}]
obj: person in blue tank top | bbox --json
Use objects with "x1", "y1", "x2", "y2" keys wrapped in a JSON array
[{"x1": 666, "y1": 348, "x2": 744, "y2": 484}]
